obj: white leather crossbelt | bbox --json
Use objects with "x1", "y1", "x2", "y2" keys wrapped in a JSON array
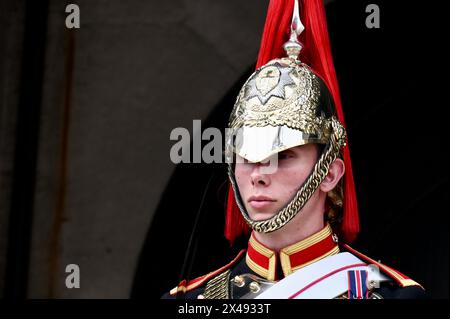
[{"x1": 255, "y1": 252, "x2": 389, "y2": 299}]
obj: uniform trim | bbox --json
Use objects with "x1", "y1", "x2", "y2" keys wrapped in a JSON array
[
  {"x1": 247, "y1": 234, "x2": 277, "y2": 280},
  {"x1": 169, "y1": 249, "x2": 246, "y2": 296},
  {"x1": 246, "y1": 224, "x2": 340, "y2": 279},
  {"x1": 204, "y1": 269, "x2": 231, "y2": 299},
  {"x1": 282, "y1": 223, "x2": 333, "y2": 253},
  {"x1": 281, "y1": 224, "x2": 339, "y2": 276},
  {"x1": 342, "y1": 244, "x2": 423, "y2": 289},
  {"x1": 288, "y1": 245, "x2": 340, "y2": 273}
]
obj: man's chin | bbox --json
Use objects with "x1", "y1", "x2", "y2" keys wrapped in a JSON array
[{"x1": 249, "y1": 211, "x2": 277, "y2": 221}]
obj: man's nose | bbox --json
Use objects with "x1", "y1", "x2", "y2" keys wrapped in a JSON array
[{"x1": 250, "y1": 163, "x2": 271, "y2": 186}]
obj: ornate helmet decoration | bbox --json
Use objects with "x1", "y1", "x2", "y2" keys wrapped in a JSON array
[{"x1": 224, "y1": 0, "x2": 359, "y2": 243}]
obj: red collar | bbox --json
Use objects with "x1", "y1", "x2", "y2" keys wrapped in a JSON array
[{"x1": 246, "y1": 224, "x2": 340, "y2": 281}]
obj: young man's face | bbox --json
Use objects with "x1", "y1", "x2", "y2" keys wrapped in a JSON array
[{"x1": 235, "y1": 143, "x2": 319, "y2": 221}]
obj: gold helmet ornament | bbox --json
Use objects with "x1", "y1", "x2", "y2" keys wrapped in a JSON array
[{"x1": 224, "y1": 0, "x2": 359, "y2": 243}]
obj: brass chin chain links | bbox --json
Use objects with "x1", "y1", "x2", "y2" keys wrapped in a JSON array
[{"x1": 229, "y1": 117, "x2": 346, "y2": 233}]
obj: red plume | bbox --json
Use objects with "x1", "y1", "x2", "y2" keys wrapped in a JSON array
[{"x1": 225, "y1": 0, "x2": 359, "y2": 244}]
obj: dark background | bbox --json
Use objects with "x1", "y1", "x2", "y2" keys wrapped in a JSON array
[{"x1": 0, "y1": 0, "x2": 447, "y2": 299}]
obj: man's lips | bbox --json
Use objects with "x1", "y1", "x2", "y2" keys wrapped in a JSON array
[{"x1": 248, "y1": 196, "x2": 276, "y2": 209}]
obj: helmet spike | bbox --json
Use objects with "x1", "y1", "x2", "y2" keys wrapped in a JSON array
[{"x1": 283, "y1": 0, "x2": 304, "y2": 60}]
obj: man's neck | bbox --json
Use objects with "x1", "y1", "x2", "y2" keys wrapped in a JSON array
[{"x1": 253, "y1": 203, "x2": 326, "y2": 251}]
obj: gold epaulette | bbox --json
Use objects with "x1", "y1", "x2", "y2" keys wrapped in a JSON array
[
  {"x1": 169, "y1": 249, "x2": 245, "y2": 296},
  {"x1": 342, "y1": 244, "x2": 424, "y2": 289}
]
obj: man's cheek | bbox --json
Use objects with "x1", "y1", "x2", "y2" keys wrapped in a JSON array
[
  {"x1": 283, "y1": 186, "x2": 299, "y2": 201},
  {"x1": 235, "y1": 174, "x2": 245, "y2": 189}
]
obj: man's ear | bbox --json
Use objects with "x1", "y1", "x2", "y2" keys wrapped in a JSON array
[{"x1": 320, "y1": 158, "x2": 345, "y2": 192}]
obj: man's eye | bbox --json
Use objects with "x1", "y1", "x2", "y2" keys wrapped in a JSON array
[{"x1": 278, "y1": 152, "x2": 293, "y2": 160}]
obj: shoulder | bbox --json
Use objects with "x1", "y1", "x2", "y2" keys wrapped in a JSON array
[
  {"x1": 342, "y1": 244, "x2": 426, "y2": 299},
  {"x1": 162, "y1": 249, "x2": 246, "y2": 299}
]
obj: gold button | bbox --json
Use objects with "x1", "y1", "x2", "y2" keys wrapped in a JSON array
[
  {"x1": 233, "y1": 275, "x2": 245, "y2": 287},
  {"x1": 249, "y1": 281, "x2": 261, "y2": 293}
]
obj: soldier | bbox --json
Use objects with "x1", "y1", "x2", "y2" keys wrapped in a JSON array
[{"x1": 164, "y1": 0, "x2": 425, "y2": 299}]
